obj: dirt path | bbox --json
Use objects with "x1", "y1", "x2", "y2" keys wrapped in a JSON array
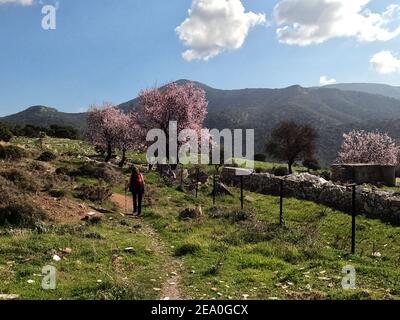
[{"x1": 111, "y1": 193, "x2": 185, "y2": 300}]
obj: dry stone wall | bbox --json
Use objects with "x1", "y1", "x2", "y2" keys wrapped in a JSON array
[{"x1": 221, "y1": 167, "x2": 400, "y2": 225}]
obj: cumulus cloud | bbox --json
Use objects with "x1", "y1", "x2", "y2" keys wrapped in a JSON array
[
  {"x1": 0, "y1": 0, "x2": 34, "y2": 5},
  {"x1": 319, "y1": 75, "x2": 337, "y2": 86},
  {"x1": 273, "y1": 0, "x2": 400, "y2": 45},
  {"x1": 370, "y1": 51, "x2": 400, "y2": 74},
  {"x1": 176, "y1": 0, "x2": 266, "y2": 61}
]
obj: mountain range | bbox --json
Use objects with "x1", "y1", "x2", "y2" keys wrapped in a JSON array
[{"x1": 1, "y1": 81, "x2": 400, "y2": 165}]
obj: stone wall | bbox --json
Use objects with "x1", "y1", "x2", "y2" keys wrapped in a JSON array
[
  {"x1": 221, "y1": 167, "x2": 400, "y2": 225},
  {"x1": 331, "y1": 164, "x2": 396, "y2": 187}
]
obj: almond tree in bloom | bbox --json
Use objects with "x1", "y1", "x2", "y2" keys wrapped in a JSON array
[
  {"x1": 139, "y1": 81, "x2": 208, "y2": 162},
  {"x1": 86, "y1": 102, "x2": 142, "y2": 164},
  {"x1": 338, "y1": 130, "x2": 400, "y2": 166},
  {"x1": 115, "y1": 112, "x2": 145, "y2": 167}
]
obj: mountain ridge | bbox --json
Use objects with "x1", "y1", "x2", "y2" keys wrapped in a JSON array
[{"x1": 1, "y1": 81, "x2": 400, "y2": 165}]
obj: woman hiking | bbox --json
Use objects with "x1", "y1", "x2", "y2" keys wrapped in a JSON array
[{"x1": 127, "y1": 166, "x2": 145, "y2": 217}]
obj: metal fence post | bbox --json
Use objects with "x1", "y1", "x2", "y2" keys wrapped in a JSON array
[
  {"x1": 280, "y1": 179, "x2": 284, "y2": 226},
  {"x1": 351, "y1": 184, "x2": 357, "y2": 254}
]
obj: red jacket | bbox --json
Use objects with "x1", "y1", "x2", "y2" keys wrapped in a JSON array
[{"x1": 129, "y1": 173, "x2": 145, "y2": 194}]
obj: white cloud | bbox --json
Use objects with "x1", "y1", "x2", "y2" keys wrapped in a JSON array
[
  {"x1": 273, "y1": 0, "x2": 400, "y2": 45},
  {"x1": 0, "y1": 0, "x2": 34, "y2": 5},
  {"x1": 176, "y1": 0, "x2": 266, "y2": 61},
  {"x1": 319, "y1": 75, "x2": 337, "y2": 86},
  {"x1": 370, "y1": 50, "x2": 400, "y2": 74}
]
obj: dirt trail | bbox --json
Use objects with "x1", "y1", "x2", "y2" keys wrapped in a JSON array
[{"x1": 111, "y1": 193, "x2": 185, "y2": 300}]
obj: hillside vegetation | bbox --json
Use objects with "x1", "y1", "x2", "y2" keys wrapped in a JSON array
[
  {"x1": 3, "y1": 81, "x2": 400, "y2": 165},
  {"x1": 0, "y1": 137, "x2": 399, "y2": 300}
]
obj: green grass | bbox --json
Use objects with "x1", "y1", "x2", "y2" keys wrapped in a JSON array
[
  {"x1": 0, "y1": 211, "x2": 167, "y2": 300},
  {"x1": 2, "y1": 137, "x2": 400, "y2": 300},
  {"x1": 141, "y1": 172, "x2": 400, "y2": 300}
]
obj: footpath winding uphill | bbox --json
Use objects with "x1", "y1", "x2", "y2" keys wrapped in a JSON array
[{"x1": 111, "y1": 193, "x2": 185, "y2": 300}]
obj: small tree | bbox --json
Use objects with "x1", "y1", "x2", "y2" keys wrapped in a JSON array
[
  {"x1": 0, "y1": 123, "x2": 13, "y2": 142},
  {"x1": 265, "y1": 121, "x2": 318, "y2": 174},
  {"x1": 337, "y1": 130, "x2": 399, "y2": 165},
  {"x1": 114, "y1": 112, "x2": 144, "y2": 167},
  {"x1": 86, "y1": 103, "x2": 124, "y2": 163}
]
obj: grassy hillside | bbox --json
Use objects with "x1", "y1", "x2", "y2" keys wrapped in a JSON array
[{"x1": 0, "y1": 137, "x2": 399, "y2": 300}]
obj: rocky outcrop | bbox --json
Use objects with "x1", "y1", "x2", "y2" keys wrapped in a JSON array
[{"x1": 221, "y1": 167, "x2": 400, "y2": 225}]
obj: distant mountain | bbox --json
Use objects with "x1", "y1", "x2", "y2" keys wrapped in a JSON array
[
  {"x1": 0, "y1": 105, "x2": 87, "y2": 129},
  {"x1": 2, "y1": 82, "x2": 400, "y2": 165},
  {"x1": 324, "y1": 83, "x2": 400, "y2": 101}
]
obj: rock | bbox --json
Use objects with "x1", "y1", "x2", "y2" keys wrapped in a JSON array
[
  {"x1": 179, "y1": 206, "x2": 203, "y2": 220},
  {"x1": 81, "y1": 212, "x2": 103, "y2": 224},
  {"x1": 174, "y1": 169, "x2": 189, "y2": 181},
  {"x1": 372, "y1": 252, "x2": 382, "y2": 258},
  {"x1": 52, "y1": 255, "x2": 61, "y2": 262},
  {"x1": 63, "y1": 248, "x2": 72, "y2": 254}
]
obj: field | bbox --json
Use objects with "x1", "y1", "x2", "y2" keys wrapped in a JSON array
[{"x1": 0, "y1": 137, "x2": 399, "y2": 300}]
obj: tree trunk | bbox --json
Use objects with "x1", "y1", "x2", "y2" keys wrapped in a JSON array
[
  {"x1": 288, "y1": 161, "x2": 293, "y2": 174},
  {"x1": 119, "y1": 148, "x2": 127, "y2": 168},
  {"x1": 105, "y1": 143, "x2": 112, "y2": 163}
]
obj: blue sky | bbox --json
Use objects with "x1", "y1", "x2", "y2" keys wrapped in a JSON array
[{"x1": 0, "y1": 0, "x2": 400, "y2": 116}]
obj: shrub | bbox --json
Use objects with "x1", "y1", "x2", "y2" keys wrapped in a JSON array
[
  {"x1": 72, "y1": 163, "x2": 123, "y2": 184},
  {"x1": 303, "y1": 159, "x2": 321, "y2": 171},
  {"x1": 0, "y1": 202, "x2": 48, "y2": 228},
  {"x1": 0, "y1": 145, "x2": 27, "y2": 161},
  {"x1": 0, "y1": 169, "x2": 39, "y2": 192},
  {"x1": 174, "y1": 243, "x2": 201, "y2": 256},
  {"x1": 55, "y1": 166, "x2": 70, "y2": 175},
  {"x1": 0, "y1": 123, "x2": 13, "y2": 142},
  {"x1": 37, "y1": 151, "x2": 57, "y2": 162},
  {"x1": 273, "y1": 166, "x2": 288, "y2": 177},
  {"x1": 49, "y1": 189, "x2": 67, "y2": 198},
  {"x1": 76, "y1": 185, "x2": 112, "y2": 202},
  {"x1": 254, "y1": 153, "x2": 267, "y2": 162}
]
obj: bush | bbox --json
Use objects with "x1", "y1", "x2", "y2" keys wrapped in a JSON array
[
  {"x1": 48, "y1": 125, "x2": 79, "y2": 140},
  {"x1": 72, "y1": 163, "x2": 123, "y2": 184},
  {"x1": 254, "y1": 153, "x2": 267, "y2": 162},
  {"x1": 37, "y1": 151, "x2": 57, "y2": 162},
  {"x1": 0, "y1": 145, "x2": 27, "y2": 161},
  {"x1": 273, "y1": 166, "x2": 288, "y2": 176},
  {"x1": 0, "y1": 202, "x2": 48, "y2": 228},
  {"x1": 0, "y1": 123, "x2": 13, "y2": 142},
  {"x1": 303, "y1": 159, "x2": 321, "y2": 171},
  {"x1": 76, "y1": 185, "x2": 112, "y2": 202},
  {"x1": 174, "y1": 243, "x2": 201, "y2": 256},
  {"x1": 55, "y1": 166, "x2": 70, "y2": 175},
  {"x1": 49, "y1": 189, "x2": 67, "y2": 198},
  {"x1": 0, "y1": 169, "x2": 39, "y2": 192}
]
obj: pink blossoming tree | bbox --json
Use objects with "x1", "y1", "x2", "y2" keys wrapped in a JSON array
[
  {"x1": 337, "y1": 130, "x2": 400, "y2": 166},
  {"x1": 86, "y1": 102, "x2": 143, "y2": 165},
  {"x1": 139, "y1": 81, "x2": 208, "y2": 162}
]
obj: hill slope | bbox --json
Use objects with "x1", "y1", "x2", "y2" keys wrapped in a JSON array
[
  {"x1": 0, "y1": 106, "x2": 87, "y2": 129},
  {"x1": 2, "y1": 82, "x2": 400, "y2": 165},
  {"x1": 324, "y1": 83, "x2": 400, "y2": 101}
]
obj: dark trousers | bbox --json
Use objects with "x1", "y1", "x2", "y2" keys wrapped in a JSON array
[{"x1": 132, "y1": 192, "x2": 143, "y2": 216}]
